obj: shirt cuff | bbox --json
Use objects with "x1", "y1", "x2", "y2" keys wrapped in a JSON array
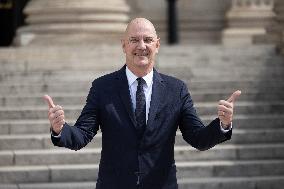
[
  {"x1": 50, "y1": 129, "x2": 62, "y2": 138},
  {"x1": 220, "y1": 121, "x2": 232, "y2": 133}
]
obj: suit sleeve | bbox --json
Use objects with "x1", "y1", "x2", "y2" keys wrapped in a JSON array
[
  {"x1": 51, "y1": 81, "x2": 101, "y2": 150},
  {"x1": 178, "y1": 82, "x2": 231, "y2": 151}
]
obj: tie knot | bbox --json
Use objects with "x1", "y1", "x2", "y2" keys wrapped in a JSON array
[{"x1": 137, "y1": 77, "x2": 145, "y2": 86}]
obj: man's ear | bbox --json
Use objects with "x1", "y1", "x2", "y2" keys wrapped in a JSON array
[
  {"x1": 156, "y1": 38, "x2": 160, "y2": 53},
  {"x1": 121, "y1": 39, "x2": 126, "y2": 53}
]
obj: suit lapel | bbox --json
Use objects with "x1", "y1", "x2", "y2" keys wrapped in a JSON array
[
  {"x1": 114, "y1": 66, "x2": 166, "y2": 133},
  {"x1": 146, "y1": 70, "x2": 166, "y2": 131},
  {"x1": 115, "y1": 66, "x2": 137, "y2": 127}
]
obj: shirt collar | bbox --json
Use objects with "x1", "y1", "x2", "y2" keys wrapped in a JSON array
[{"x1": 125, "y1": 66, "x2": 153, "y2": 87}]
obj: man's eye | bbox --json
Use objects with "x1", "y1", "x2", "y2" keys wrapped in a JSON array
[
  {"x1": 144, "y1": 38, "x2": 154, "y2": 43},
  {"x1": 130, "y1": 39, "x2": 139, "y2": 43}
]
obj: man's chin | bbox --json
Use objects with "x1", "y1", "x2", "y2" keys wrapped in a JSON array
[{"x1": 134, "y1": 61, "x2": 149, "y2": 67}]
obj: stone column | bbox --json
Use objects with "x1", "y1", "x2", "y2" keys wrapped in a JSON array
[
  {"x1": 222, "y1": 0, "x2": 276, "y2": 46},
  {"x1": 14, "y1": 0, "x2": 130, "y2": 46}
]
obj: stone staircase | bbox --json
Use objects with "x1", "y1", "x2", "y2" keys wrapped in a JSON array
[{"x1": 0, "y1": 44, "x2": 284, "y2": 188}]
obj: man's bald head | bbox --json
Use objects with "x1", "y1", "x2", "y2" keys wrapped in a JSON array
[
  {"x1": 121, "y1": 18, "x2": 160, "y2": 77},
  {"x1": 124, "y1": 18, "x2": 158, "y2": 39}
]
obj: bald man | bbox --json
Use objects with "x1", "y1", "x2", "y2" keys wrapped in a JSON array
[{"x1": 44, "y1": 18, "x2": 241, "y2": 189}]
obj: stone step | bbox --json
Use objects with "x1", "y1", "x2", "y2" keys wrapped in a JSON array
[
  {"x1": 0, "y1": 128, "x2": 283, "y2": 150},
  {"x1": 1, "y1": 65, "x2": 283, "y2": 83},
  {"x1": 0, "y1": 82, "x2": 91, "y2": 95},
  {"x1": 163, "y1": 68, "x2": 284, "y2": 80},
  {"x1": 0, "y1": 46, "x2": 123, "y2": 72},
  {"x1": 0, "y1": 101, "x2": 283, "y2": 120},
  {"x1": 1, "y1": 54, "x2": 282, "y2": 72},
  {"x1": 158, "y1": 51, "x2": 283, "y2": 65},
  {"x1": 178, "y1": 176, "x2": 284, "y2": 189},
  {"x1": 195, "y1": 101, "x2": 284, "y2": 116},
  {"x1": 1, "y1": 144, "x2": 283, "y2": 166},
  {"x1": 0, "y1": 119, "x2": 51, "y2": 135},
  {"x1": 177, "y1": 129, "x2": 284, "y2": 146},
  {"x1": 0, "y1": 45, "x2": 282, "y2": 72},
  {"x1": 185, "y1": 80, "x2": 284, "y2": 92},
  {"x1": 176, "y1": 160, "x2": 284, "y2": 178},
  {"x1": 0, "y1": 70, "x2": 110, "y2": 84},
  {"x1": 158, "y1": 44, "x2": 278, "y2": 58},
  {"x1": 159, "y1": 60, "x2": 283, "y2": 70},
  {"x1": 0, "y1": 160, "x2": 283, "y2": 183},
  {"x1": 0, "y1": 80, "x2": 283, "y2": 95},
  {"x1": 1, "y1": 73, "x2": 283, "y2": 86},
  {"x1": 2, "y1": 176, "x2": 284, "y2": 189},
  {"x1": 0, "y1": 94, "x2": 88, "y2": 107},
  {"x1": 158, "y1": 55, "x2": 284, "y2": 68},
  {"x1": 0, "y1": 114, "x2": 282, "y2": 135},
  {"x1": 1, "y1": 91, "x2": 284, "y2": 107},
  {"x1": 191, "y1": 91, "x2": 284, "y2": 102}
]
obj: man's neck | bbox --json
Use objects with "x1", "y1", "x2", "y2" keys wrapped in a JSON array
[{"x1": 126, "y1": 64, "x2": 153, "y2": 78}]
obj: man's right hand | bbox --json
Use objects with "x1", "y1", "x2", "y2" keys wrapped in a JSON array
[{"x1": 43, "y1": 95, "x2": 65, "y2": 135}]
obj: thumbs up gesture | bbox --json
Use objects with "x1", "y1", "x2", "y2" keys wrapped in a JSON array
[
  {"x1": 218, "y1": 90, "x2": 241, "y2": 128},
  {"x1": 43, "y1": 95, "x2": 65, "y2": 135}
]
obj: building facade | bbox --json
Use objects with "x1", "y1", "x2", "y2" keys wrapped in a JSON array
[{"x1": 12, "y1": 0, "x2": 284, "y2": 52}]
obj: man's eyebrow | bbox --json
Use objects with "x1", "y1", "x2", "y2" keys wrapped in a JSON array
[
  {"x1": 129, "y1": 36, "x2": 155, "y2": 38},
  {"x1": 129, "y1": 37, "x2": 138, "y2": 39}
]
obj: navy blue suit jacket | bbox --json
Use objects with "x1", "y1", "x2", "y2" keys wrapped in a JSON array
[{"x1": 51, "y1": 65, "x2": 232, "y2": 189}]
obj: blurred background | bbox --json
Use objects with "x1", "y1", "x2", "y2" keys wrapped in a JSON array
[{"x1": 0, "y1": 0, "x2": 284, "y2": 188}]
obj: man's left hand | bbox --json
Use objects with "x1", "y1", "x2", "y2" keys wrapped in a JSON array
[{"x1": 218, "y1": 90, "x2": 241, "y2": 129}]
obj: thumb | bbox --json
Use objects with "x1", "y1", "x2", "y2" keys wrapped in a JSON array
[
  {"x1": 43, "y1": 94, "x2": 55, "y2": 108},
  {"x1": 227, "y1": 90, "x2": 242, "y2": 103}
]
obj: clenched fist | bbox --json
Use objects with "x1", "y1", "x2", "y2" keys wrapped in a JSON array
[
  {"x1": 43, "y1": 95, "x2": 65, "y2": 135},
  {"x1": 218, "y1": 90, "x2": 241, "y2": 129}
]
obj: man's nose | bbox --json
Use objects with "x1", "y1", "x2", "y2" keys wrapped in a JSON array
[{"x1": 137, "y1": 39, "x2": 146, "y2": 49}]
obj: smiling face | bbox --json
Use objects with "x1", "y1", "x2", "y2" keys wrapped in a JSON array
[{"x1": 122, "y1": 18, "x2": 160, "y2": 77}]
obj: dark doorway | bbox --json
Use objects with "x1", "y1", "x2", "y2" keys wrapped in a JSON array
[{"x1": 0, "y1": 0, "x2": 29, "y2": 46}]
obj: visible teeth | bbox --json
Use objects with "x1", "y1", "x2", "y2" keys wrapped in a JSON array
[{"x1": 134, "y1": 53, "x2": 148, "y2": 56}]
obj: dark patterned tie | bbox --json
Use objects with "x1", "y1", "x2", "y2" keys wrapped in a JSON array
[{"x1": 135, "y1": 78, "x2": 146, "y2": 138}]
